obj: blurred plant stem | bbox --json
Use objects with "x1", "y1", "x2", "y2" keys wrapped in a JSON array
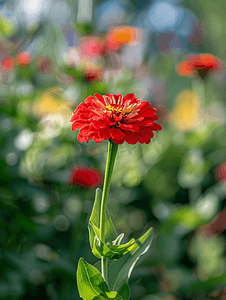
[
  {"x1": 77, "y1": 0, "x2": 93, "y2": 24},
  {"x1": 191, "y1": 79, "x2": 207, "y2": 124},
  {"x1": 100, "y1": 140, "x2": 118, "y2": 281},
  {"x1": 189, "y1": 185, "x2": 202, "y2": 207}
]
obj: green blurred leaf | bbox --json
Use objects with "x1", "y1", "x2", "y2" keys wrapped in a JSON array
[
  {"x1": 157, "y1": 234, "x2": 182, "y2": 264},
  {"x1": 106, "y1": 228, "x2": 154, "y2": 296},
  {"x1": 74, "y1": 23, "x2": 94, "y2": 36},
  {"x1": 0, "y1": 13, "x2": 15, "y2": 39},
  {"x1": 153, "y1": 52, "x2": 174, "y2": 79},
  {"x1": 178, "y1": 148, "x2": 208, "y2": 188},
  {"x1": 77, "y1": 258, "x2": 122, "y2": 300},
  {"x1": 195, "y1": 192, "x2": 219, "y2": 221},
  {"x1": 184, "y1": 123, "x2": 218, "y2": 148},
  {"x1": 64, "y1": 66, "x2": 85, "y2": 81},
  {"x1": 188, "y1": 274, "x2": 226, "y2": 293},
  {"x1": 171, "y1": 206, "x2": 204, "y2": 230},
  {"x1": 86, "y1": 82, "x2": 108, "y2": 96}
]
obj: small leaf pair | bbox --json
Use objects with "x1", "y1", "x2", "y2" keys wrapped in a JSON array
[
  {"x1": 90, "y1": 221, "x2": 135, "y2": 259},
  {"x1": 95, "y1": 227, "x2": 154, "y2": 296}
]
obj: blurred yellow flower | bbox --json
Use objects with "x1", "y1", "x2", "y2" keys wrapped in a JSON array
[
  {"x1": 33, "y1": 87, "x2": 72, "y2": 118},
  {"x1": 170, "y1": 90, "x2": 201, "y2": 131}
]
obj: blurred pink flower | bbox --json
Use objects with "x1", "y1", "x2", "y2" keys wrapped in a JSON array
[{"x1": 79, "y1": 37, "x2": 104, "y2": 59}]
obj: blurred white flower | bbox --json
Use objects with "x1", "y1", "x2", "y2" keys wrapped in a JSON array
[
  {"x1": 40, "y1": 111, "x2": 70, "y2": 139},
  {"x1": 63, "y1": 86, "x2": 80, "y2": 105},
  {"x1": 14, "y1": 129, "x2": 34, "y2": 150},
  {"x1": 53, "y1": 215, "x2": 70, "y2": 232},
  {"x1": 16, "y1": 81, "x2": 34, "y2": 97},
  {"x1": 6, "y1": 152, "x2": 18, "y2": 166},
  {"x1": 33, "y1": 194, "x2": 50, "y2": 213},
  {"x1": 67, "y1": 47, "x2": 80, "y2": 67}
]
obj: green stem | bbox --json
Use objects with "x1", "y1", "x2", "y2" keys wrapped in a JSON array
[
  {"x1": 191, "y1": 79, "x2": 206, "y2": 124},
  {"x1": 100, "y1": 140, "x2": 118, "y2": 281},
  {"x1": 189, "y1": 184, "x2": 201, "y2": 207},
  {"x1": 101, "y1": 256, "x2": 108, "y2": 283}
]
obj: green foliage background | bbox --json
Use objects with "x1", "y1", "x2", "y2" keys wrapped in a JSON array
[{"x1": 1, "y1": 0, "x2": 226, "y2": 299}]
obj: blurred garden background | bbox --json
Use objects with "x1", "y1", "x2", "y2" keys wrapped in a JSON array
[{"x1": 1, "y1": 0, "x2": 226, "y2": 299}]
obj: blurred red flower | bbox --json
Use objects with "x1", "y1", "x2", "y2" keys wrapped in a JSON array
[
  {"x1": 17, "y1": 52, "x2": 32, "y2": 68},
  {"x1": 176, "y1": 53, "x2": 224, "y2": 79},
  {"x1": 70, "y1": 93, "x2": 162, "y2": 144},
  {"x1": 105, "y1": 26, "x2": 140, "y2": 52},
  {"x1": 216, "y1": 160, "x2": 226, "y2": 182},
  {"x1": 83, "y1": 68, "x2": 102, "y2": 82},
  {"x1": 1, "y1": 52, "x2": 32, "y2": 72},
  {"x1": 69, "y1": 166, "x2": 103, "y2": 189},
  {"x1": 0, "y1": 56, "x2": 15, "y2": 72},
  {"x1": 198, "y1": 208, "x2": 226, "y2": 238},
  {"x1": 79, "y1": 37, "x2": 104, "y2": 59},
  {"x1": 81, "y1": 62, "x2": 102, "y2": 82}
]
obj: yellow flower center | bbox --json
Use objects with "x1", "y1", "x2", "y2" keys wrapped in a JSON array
[{"x1": 105, "y1": 104, "x2": 122, "y2": 114}]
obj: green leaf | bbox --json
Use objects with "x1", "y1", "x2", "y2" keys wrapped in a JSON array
[
  {"x1": 117, "y1": 282, "x2": 130, "y2": 300},
  {"x1": 64, "y1": 66, "x2": 85, "y2": 81},
  {"x1": 188, "y1": 274, "x2": 226, "y2": 293},
  {"x1": 170, "y1": 206, "x2": 204, "y2": 230},
  {"x1": 112, "y1": 234, "x2": 124, "y2": 246},
  {"x1": 92, "y1": 235, "x2": 118, "y2": 259},
  {"x1": 89, "y1": 188, "x2": 117, "y2": 249},
  {"x1": 90, "y1": 221, "x2": 135, "y2": 260},
  {"x1": 0, "y1": 13, "x2": 15, "y2": 39},
  {"x1": 105, "y1": 291, "x2": 122, "y2": 299},
  {"x1": 77, "y1": 258, "x2": 122, "y2": 300},
  {"x1": 107, "y1": 228, "x2": 154, "y2": 295},
  {"x1": 108, "y1": 240, "x2": 135, "y2": 253}
]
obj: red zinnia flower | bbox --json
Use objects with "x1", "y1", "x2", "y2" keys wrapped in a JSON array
[
  {"x1": 176, "y1": 54, "x2": 224, "y2": 79},
  {"x1": 1, "y1": 56, "x2": 15, "y2": 72},
  {"x1": 69, "y1": 166, "x2": 103, "y2": 189},
  {"x1": 17, "y1": 52, "x2": 32, "y2": 68},
  {"x1": 70, "y1": 93, "x2": 162, "y2": 145}
]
